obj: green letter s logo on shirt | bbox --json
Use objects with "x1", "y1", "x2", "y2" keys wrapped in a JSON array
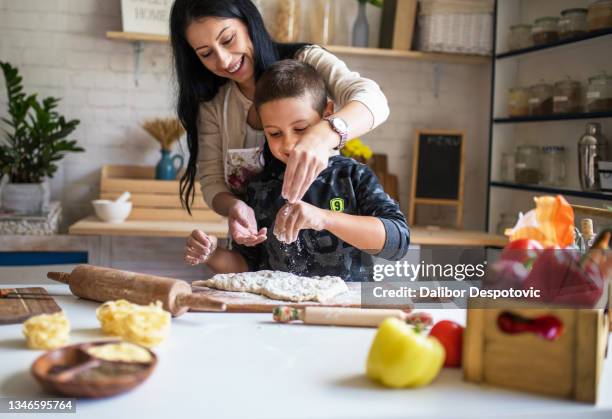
[{"x1": 329, "y1": 198, "x2": 345, "y2": 212}]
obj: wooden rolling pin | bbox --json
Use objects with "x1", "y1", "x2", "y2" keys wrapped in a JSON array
[
  {"x1": 272, "y1": 306, "x2": 432, "y2": 328},
  {"x1": 47, "y1": 265, "x2": 226, "y2": 316}
]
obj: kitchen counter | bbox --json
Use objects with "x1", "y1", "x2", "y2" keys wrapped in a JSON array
[
  {"x1": 69, "y1": 217, "x2": 507, "y2": 247},
  {"x1": 1, "y1": 284, "x2": 611, "y2": 419}
]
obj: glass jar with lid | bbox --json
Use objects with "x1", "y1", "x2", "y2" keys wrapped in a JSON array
[
  {"x1": 308, "y1": 0, "x2": 335, "y2": 45},
  {"x1": 532, "y1": 17, "x2": 559, "y2": 45},
  {"x1": 553, "y1": 77, "x2": 582, "y2": 114},
  {"x1": 275, "y1": 0, "x2": 301, "y2": 42},
  {"x1": 559, "y1": 8, "x2": 588, "y2": 39},
  {"x1": 587, "y1": 0, "x2": 612, "y2": 31},
  {"x1": 507, "y1": 24, "x2": 533, "y2": 51},
  {"x1": 515, "y1": 145, "x2": 541, "y2": 184},
  {"x1": 540, "y1": 146, "x2": 567, "y2": 186},
  {"x1": 508, "y1": 87, "x2": 529, "y2": 116},
  {"x1": 586, "y1": 72, "x2": 612, "y2": 112},
  {"x1": 528, "y1": 81, "x2": 554, "y2": 115}
]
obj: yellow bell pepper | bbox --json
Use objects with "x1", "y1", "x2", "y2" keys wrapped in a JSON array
[{"x1": 366, "y1": 317, "x2": 445, "y2": 388}]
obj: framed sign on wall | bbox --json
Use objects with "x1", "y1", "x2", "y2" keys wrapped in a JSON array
[{"x1": 121, "y1": 0, "x2": 172, "y2": 36}]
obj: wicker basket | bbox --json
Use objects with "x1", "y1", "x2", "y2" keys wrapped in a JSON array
[{"x1": 416, "y1": 0, "x2": 493, "y2": 56}]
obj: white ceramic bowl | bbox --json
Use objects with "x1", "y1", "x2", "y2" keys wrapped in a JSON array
[{"x1": 92, "y1": 200, "x2": 132, "y2": 223}]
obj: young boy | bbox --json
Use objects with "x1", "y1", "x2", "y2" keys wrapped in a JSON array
[{"x1": 185, "y1": 60, "x2": 409, "y2": 281}]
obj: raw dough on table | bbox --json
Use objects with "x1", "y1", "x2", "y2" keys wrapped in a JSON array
[{"x1": 200, "y1": 270, "x2": 348, "y2": 302}]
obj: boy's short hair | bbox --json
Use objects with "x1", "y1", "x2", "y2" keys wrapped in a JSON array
[{"x1": 254, "y1": 59, "x2": 327, "y2": 115}]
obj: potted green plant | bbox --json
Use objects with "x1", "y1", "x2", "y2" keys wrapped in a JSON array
[{"x1": 0, "y1": 62, "x2": 83, "y2": 215}]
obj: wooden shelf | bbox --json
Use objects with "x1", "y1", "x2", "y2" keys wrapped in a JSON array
[
  {"x1": 107, "y1": 31, "x2": 169, "y2": 42},
  {"x1": 325, "y1": 45, "x2": 490, "y2": 65},
  {"x1": 106, "y1": 31, "x2": 490, "y2": 65}
]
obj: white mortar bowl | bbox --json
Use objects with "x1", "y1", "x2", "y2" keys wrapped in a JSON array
[{"x1": 92, "y1": 200, "x2": 132, "y2": 223}]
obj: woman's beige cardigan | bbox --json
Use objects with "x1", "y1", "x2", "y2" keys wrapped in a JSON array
[{"x1": 196, "y1": 45, "x2": 390, "y2": 208}]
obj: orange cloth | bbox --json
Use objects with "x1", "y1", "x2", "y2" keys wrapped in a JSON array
[{"x1": 509, "y1": 195, "x2": 575, "y2": 248}]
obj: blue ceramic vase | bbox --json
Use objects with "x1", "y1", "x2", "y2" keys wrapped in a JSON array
[
  {"x1": 155, "y1": 149, "x2": 184, "y2": 180},
  {"x1": 352, "y1": 0, "x2": 369, "y2": 47}
]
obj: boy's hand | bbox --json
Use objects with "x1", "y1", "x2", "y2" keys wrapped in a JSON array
[
  {"x1": 228, "y1": 199, "x2": 267, "y2": 246},
  {"x1": 274, "y1": 201, "x2": 328, "y2": 244},
  {"x1": 282, "y1": 122, "x2": 331, "y2": 203},
  {"x1": 185, "y1": 229, "x2": 218, "y2": 265}
]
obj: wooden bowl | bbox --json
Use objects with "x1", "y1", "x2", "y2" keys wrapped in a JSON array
[{"x1": 31, "y1": 341, "x2": 157, "y2": 398}]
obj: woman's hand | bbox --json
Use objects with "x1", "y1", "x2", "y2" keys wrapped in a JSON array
[
  {"x1": 185, "y1": 229, "x2": 218, "y2": 265},
  {"x1": 273, "y1": 201, "x2": 328, "y2": 244},
  {"x1": 282, "y1": 121, "x2": 336, "y2": 203},
  {"x1": 228, "y1": 199, "x2": 267, "y2": 246}
]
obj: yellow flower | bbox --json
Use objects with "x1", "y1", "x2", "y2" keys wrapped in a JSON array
[{"x1": 341, "y1": 138, "x2": 373, "y2": 161}]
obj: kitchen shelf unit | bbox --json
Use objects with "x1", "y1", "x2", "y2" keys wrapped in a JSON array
[{"x1": 486, "y1": 0, "x2": 612, "y2": 234}]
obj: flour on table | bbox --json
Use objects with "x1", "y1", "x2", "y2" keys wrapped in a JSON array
[{"x1": 199, "y1": 270, "x2": 348, "y2": 302}]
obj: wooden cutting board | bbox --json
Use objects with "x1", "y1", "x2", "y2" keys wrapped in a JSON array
[
  {"x1": 0, "y1": 287, "x2": 62, "y2": 325},
  {"x1": 191, "y1": 282, "x2": 363, "y2": 313}
]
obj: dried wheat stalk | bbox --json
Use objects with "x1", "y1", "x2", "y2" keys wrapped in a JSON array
[{"x1": 142, "y1": 117, "x2": 185, "y2": 151}]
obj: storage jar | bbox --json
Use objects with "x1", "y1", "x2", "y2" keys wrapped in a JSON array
[
  {"x1": 515, "y1": 145, "x2": 541, "y2": 184},
  {"x1": 586, "y1": 72, "x2": 612, "y2": 112},
  {"x1": 275, "y1": 0, "x2": 301, "y2": 42},
  {"x1": 587, "y1": 0, "x2": 612, "y2": 31},
  {"x1": 508, "y1": 87, "x2": 529, "y2": 116},
  {"x1": 507, "y1": 24, "x2": 533, "y2": 50},
  {"x1": 528, "y1": 82, "x2": 554, "y2": 115},
  {"x1": 532, "y1": 17, "x2": 559, "y2": 45},
  {"x1": 308, "y1": 0, "x2": 335, "y2": 45},
  {"x1": 559, "y1": 8, "x2": 588, "y2": 39},
  {"x1": 540, "y1": 146, "x2": 567, "y2": 186},
  {"x1": 553, "y1": 77, "x2": 582, "y2": 114}
]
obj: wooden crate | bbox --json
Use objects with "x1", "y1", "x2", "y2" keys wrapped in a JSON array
[
  {"x1": 463, "y1": 298, "x2": 609, "y2": 403},
  {"x1": 100, "y1": 165, "x2": 223, "y2": 222}
]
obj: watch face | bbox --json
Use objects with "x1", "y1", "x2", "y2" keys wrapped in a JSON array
[{"x1": 332, "y1": 118, "x2": 348, "y2": 133}]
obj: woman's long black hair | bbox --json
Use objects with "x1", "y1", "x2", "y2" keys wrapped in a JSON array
[{"x1": 170, "y1": 0, "x2": 309, "y2": 213}]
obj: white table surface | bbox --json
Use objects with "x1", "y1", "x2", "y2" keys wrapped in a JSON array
[{"x1": 2, "y1": 284, "x2": 612, "y2": 419}]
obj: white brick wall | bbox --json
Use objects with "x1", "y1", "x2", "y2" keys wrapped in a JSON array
[{"x1": 0, "y1": 0, "x2": 491, "y2": 232}]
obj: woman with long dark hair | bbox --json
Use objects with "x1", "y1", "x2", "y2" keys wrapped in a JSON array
[{"x1": 171, "y1": 0, "x2": 389, "y2": 254}]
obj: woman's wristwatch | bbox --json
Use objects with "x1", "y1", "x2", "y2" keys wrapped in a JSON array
[{"x1": 324, "y1": 116, "x2": 349, "y2": 150}]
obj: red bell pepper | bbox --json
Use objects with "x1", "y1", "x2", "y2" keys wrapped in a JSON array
[{"x1": 500, "y1": 239, "x2": 544, "y2": 267}]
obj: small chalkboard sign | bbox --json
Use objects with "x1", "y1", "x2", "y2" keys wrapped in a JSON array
[{"x1": 409, "y1": 129, "x2": 465, "y2": 228}]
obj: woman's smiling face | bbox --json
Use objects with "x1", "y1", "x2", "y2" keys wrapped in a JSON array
[{"x1": 185, "y1": 17, "x2": 255, "y2": 85}]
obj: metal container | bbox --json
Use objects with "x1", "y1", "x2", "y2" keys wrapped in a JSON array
[{"x1": 578, "y1": 122, "x2": 609, "y2": 190}]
